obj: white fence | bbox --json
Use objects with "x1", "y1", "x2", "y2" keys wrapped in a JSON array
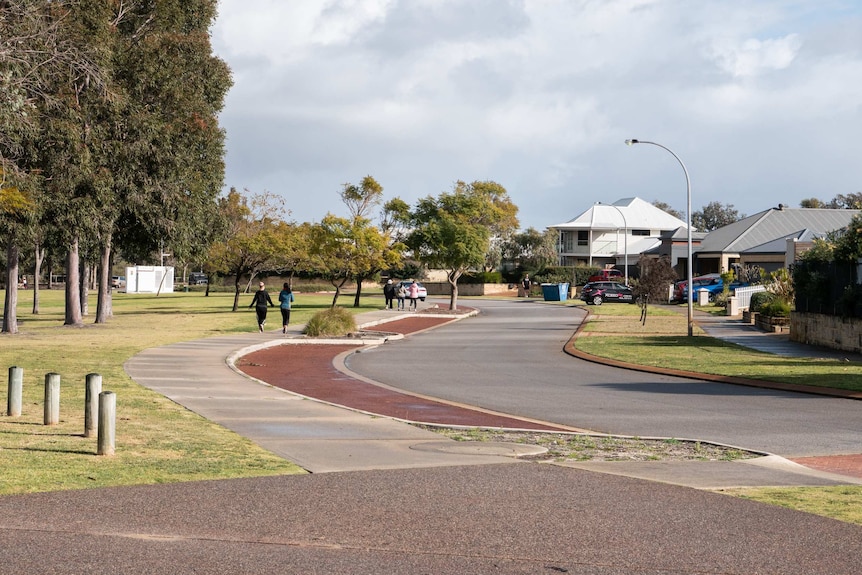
[{"x1": 734, "y1": 285, "x2": 767, "y2": 310}]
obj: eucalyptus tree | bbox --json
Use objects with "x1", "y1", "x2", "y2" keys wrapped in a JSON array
[
  {"x1": 338, "y1": 176, "x2": 402, "y2": 306},
  {"x1": 206, "y1": 189, "x2": 284, "y2": 311},
  {"x1": 104, "y1": 0, "x2": 230, "y2": 319},
  {"x1": 0, "y1": 0, "x2": 102, "y2": 331},
  {"x1": 310, "y1": 214, "x2": 400, "y2": 309},
  {"x1": 406, "y1": 180, "x2": 519, "y2": 310}
]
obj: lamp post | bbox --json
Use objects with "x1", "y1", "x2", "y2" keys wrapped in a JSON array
[
  {"x1": 625, "y1": 139, "x2": 693, "y2": 337},
  {"x1": 596, "y1": 202, "x2": 628, "y2": 285}
]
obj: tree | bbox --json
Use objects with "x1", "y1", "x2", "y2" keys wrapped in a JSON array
[
  {"x1": 632, "y1": 255, "x2": 677, "y2": 304},
  {"x1": 406, "y1": 180, "x2": 519, "y2": 310},
  {"x1": 652, "y1": 200, "x2": 684, "y2": 220},
  {"x1": 337, "y1": 176, "x2": 402, "y2": 306},
  {"x1": 500, "y1": 227, "x2": 558, "y2": 274},
  {"x1": 800, "y1": 198, "x2": 827, "y2": 208},
  {"x1": 0, "y1": 0, "x2": 103, "y2": 332},
  {"x1": 691, "y1": 202, "x2": 744, "y2": 232},
  {"x1": 206, "y1": 189, "x2": 284, "y2": 311}
]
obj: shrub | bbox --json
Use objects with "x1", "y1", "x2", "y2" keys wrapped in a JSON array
[
  {"x1": 303, "y1": 306, "x2": 357, "y2": 337},
  {"x1": 761, "y1": 299, "x2": 791, "y2": 318},
  {"x1": 749, "y1": 291, "x2": 776, "y2": 313}
]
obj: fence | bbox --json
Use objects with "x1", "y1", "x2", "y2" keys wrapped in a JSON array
[{"x1": 734, "y1": 285, "x2": 767, "y2": 311}]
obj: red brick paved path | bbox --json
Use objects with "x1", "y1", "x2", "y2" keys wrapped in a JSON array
[{"x1": 236, "y1": 316, "x2": 573, "y2": 431}]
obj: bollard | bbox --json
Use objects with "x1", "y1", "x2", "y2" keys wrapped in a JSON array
[
  {"x1": 44, "y1": 373, "x2": 61, "y2": 425},
  {"x1": 84, "y1": 373, "x2": 102, "y2": 438},
  {"x1": 97, "y1": 391, "x2": 116, "y2": 456},
  {"x1": 7, "y1": 366, "x2": 23, "y2": 417}
]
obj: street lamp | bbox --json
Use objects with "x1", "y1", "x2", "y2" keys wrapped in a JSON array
[
  {"x1": 596, "y1": 202, "x2": 628, "y2": 285},
  {"x1": 625, "y1": 139, "x2": 694, "y2": 337}
]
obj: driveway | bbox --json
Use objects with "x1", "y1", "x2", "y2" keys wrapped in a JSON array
[{"x1": 345, "y1": 299, "x2": 862, "y2": 457}]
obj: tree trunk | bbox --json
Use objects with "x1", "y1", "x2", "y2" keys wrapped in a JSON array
[
  {"x1": 232, "y1": 275, "x2": 242, "y2": 311},
  {"x1": 353, "y1": 276, "x2": 364, "y2": 308},
  {"x1": 3, "y1": 242, "x2": 20, "y2": 334},
  {"x1": 95, "y1": 238, "x2": 112, "y2": 323},
  {"x1": 448, "y1": 270, "x2": 462, "y2": 310},
  {"x1": 32, "y1": 242, "x2": 44, "y2": 314},
  {"x1": 80, "y1": 259, "x2": 90, "y2": 316},
  {"x1": 64, "y1": 238, "x2": 83, "y2": 326}
]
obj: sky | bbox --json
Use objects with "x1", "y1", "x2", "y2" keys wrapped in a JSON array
[{"x1": 210, "y1": 0, "x2": 862, "y2": 231}]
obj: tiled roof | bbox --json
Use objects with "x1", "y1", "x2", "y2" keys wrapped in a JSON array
[{"x1": 697, "y1": 207, "x2": 858, "y2": 255}]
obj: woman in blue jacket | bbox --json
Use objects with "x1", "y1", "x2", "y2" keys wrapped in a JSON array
[{"x1": 278, "y1": 282, "x2": 295, "y2": 334}]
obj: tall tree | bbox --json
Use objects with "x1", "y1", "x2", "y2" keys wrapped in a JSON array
[
  {"x1": 691, "y1": 201, "x2": 744, "y2": 232},
  {"x1": 206, "y1": 189, "x2": 283, "y2": 311},
  {"x1": 406, "y1": 180, "x2": 519, "y2": 310}
]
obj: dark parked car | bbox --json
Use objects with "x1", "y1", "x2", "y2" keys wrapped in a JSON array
[
  {"x1": 580, "y1": 281, "x2": 635, "y2": 305},
  {"x1": 188, "y1": 272, "x2": 208, "y2": 285}
]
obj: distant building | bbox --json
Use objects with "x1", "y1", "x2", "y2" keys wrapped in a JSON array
[
  {"x1": 693, "y1": 205, "x2": 859, "y2": 274},
  {"x1": 548, "y1": 197, "x2": 690, "y2": 271}
]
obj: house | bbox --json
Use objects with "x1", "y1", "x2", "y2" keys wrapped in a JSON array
[
  {"x1": 693, "y1": 205, "x2": 859, "y2": 274},
  {"x1": 549, "y1": 197, "x2": 689, "y2": 272}
]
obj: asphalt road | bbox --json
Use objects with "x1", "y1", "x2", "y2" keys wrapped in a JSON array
[{"x1": 345, "y1": 299, "x2": 862, "y2": 457}]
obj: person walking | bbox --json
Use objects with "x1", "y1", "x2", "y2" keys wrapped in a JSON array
[
  {"x1": 396, "y1": 282, "x2": 407, "y2": 310},
  {"x1": 522, "y1": 274, "x2": 531, "y2": 297},
  {"x1": 408, "y1": 280, "x2": 420, "y2": 311},
  {"x1": 278, "y1": 282, "x2": 295, "y2": 334},
  {"x1": 383, "y1": 279, "x2": 396, "y2": 309},
  {"x1": 248, "y1": 281, "x2": 274, "y2": 332}
]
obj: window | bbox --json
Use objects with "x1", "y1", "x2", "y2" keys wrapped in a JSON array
[
  {"x1": 577, "y1": 230, "x2": 589, "y2": 246},
  {"x1": 632, "y1": 229, "x2": 650, "y2": 236}
]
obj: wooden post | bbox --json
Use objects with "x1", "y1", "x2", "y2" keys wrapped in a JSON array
[
  {"x1": 84, "y1": 373, "x2": 102, "y2": 438},
  {"x1": 7, "y1": 366, "x2": 23, "y2": 417},
  {"x1": 44, "y1": 372, "x2": 60, "y2": 425},
  {"x1": 97, "y1": 391, "x2": 116, "y2": 456}
]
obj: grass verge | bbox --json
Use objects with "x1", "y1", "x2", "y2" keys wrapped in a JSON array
[
  {"x1": 574, "y1": 304, "x2": 862, "y2": 391},
  {"x1": 0, "y1": 289, "x2": 382, "y2": 495}
]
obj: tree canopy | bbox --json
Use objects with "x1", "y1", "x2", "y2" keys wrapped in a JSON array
[
  {"x1": 691, "y1": 201, "x2": 744, "y2": 232},
  {"x1": 406, "y1": 180, "x2": 518, "y2": 309}
]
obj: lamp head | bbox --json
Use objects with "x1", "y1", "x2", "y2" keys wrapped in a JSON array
[{"x1": 624, "y1": 139, "x2": 639, "y2": 146}]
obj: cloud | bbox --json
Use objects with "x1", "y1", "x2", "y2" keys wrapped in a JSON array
[{"x1": 212, "y1": 0, "x2": 862, "y2": 229}]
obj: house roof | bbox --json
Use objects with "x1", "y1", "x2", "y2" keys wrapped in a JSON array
[
  {"x1": 741, "y1": 229, "x2": 823, "y2": 255},
  {"x1": 548, "y1": 197, "x2": 688, "y2": 231},
  {"x1": 697, "y1": 206, "x2": 858, "y2": 255}
]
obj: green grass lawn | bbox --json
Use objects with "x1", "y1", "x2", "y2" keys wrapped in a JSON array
[
  {"x1": 574, "y1": 303, "x2": 862, "y2": 392},
  {"x1": 0, "y1": 287, "x2": 383, "y2": 495}
]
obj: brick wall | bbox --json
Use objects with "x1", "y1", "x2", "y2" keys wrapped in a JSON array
[{"x1": 791, "y1": 312, "x2": 862, "y2": 354}]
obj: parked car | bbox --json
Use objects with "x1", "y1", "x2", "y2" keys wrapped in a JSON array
[
  {"x1": 397, "y1": 281, "x2": 427, "y2": 301},
  {"x1": 188, "y1": 272, "x2": 208, "y2": 285},
  {"x1": 672, "y1": 273, "x2": 721, "y2": 302},
  {"x1": 681, "y1": 278, "x2": 747, "y2": 303},
  {"x1": 580, "y1": 281, "x2": 635, "y2": 305},
  {"x1": 587, "y1": 269, "x2": 623, "y2": 283},
  {"x1": 111, "y1": 276, "x2": 126, "y2": 289}
]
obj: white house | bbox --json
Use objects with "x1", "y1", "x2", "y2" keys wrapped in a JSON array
[{"x1": 548, "y1": 197, "x2": 689, "y2": 270}]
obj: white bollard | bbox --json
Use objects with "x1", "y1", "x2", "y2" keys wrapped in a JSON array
[
  {"x1": 7, "y1": 366, "x2": 23, "y2": 417},
  {"x1": 97, "y1": 391, "x2": 116, "y2": 456},
  {"x1": 44, "y1": 373, "x2": 60, "y2": 425},
  {"x1": 85, "y1": 373, "x2": 102, "y2": 438}
]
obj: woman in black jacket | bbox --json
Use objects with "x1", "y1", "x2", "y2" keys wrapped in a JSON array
[{"x1": 248, "y1": 281, "x2": 274, "y2": 332}]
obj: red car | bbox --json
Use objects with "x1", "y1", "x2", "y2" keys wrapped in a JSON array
[{"x1": 587, "y1": 269, "x2": 623, "y2": 283}]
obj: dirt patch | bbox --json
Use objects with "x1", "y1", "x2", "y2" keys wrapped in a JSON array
[{"x1": 419, "y1": 427, "x2": 759, "y2": 463}]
